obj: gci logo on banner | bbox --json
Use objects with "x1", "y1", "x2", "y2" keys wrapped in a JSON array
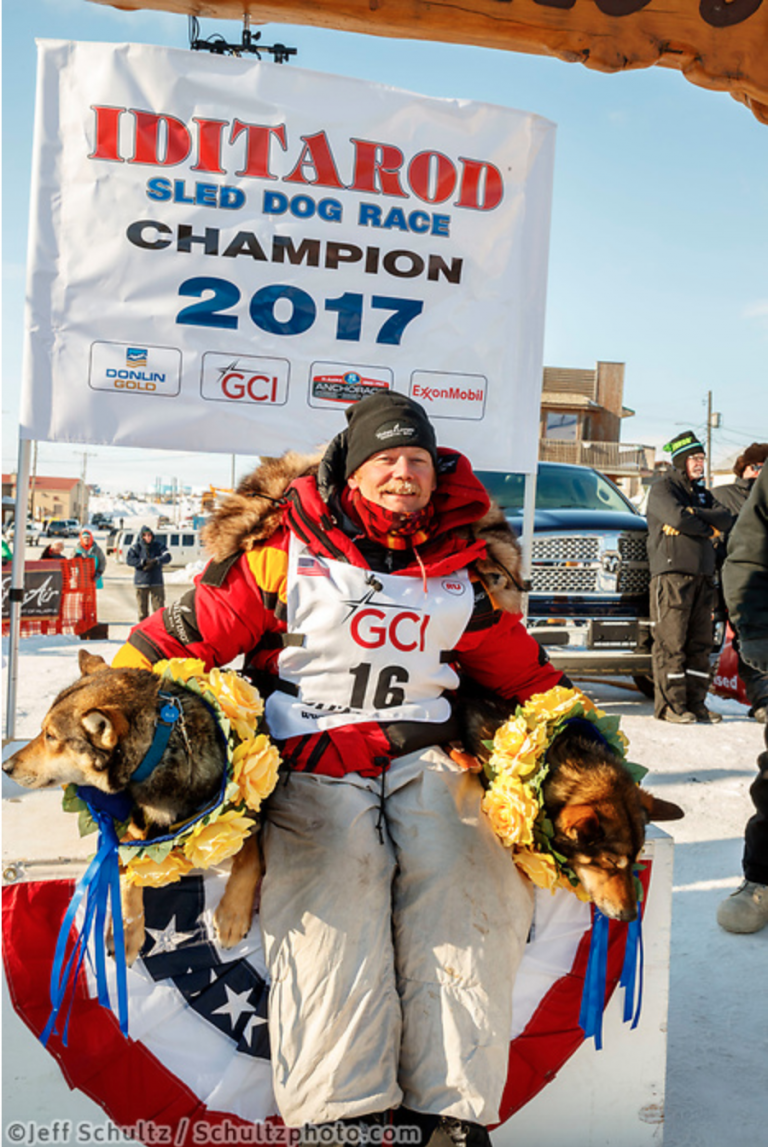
[
  {"x1": 200, "y1": 353, "x2": 290, "y2": 406},
  {"x1": 409, "y1": 371, "x2": 487, "y2": 420},
  {"x1": 89, "y1": 342, "x2": 181, "y2": 396},
  {"x1": 309, "y1": 362, "x2": 393, "y2": 409}
]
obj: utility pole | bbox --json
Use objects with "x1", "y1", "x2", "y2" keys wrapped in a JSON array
[{"x1": 706, "y1": 391, "x2": 712, "y2": 487}]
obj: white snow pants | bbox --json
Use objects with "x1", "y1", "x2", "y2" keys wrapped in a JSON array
[{"x1": 259, "y1": 746, "x2": 534, "y2": 1128}]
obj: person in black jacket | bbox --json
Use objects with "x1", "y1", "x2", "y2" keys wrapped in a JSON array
[
  {"x1": 646, "y1": 430, "x2": 733, "y2": 723},
  {"x1": 718, "y1": 465, "x2": 768, "y2": 932},
  {"x1": 126, "y1": 525, "x2": 171, "y2": 621},
  {"x1": 715, "y1": 443, "x2": 768, "y2": 722}
]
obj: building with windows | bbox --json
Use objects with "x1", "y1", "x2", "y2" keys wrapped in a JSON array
[
  {"x1": 539, "y1": 361, "x2": 654, "y2": 496},
  {"x1": 2, "y1": 474, "x2": 89, "y2": 525}
]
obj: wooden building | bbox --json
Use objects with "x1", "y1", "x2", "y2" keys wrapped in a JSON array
[{"x1": 539, "y1": 361, "x2": 654, "y2": 495}]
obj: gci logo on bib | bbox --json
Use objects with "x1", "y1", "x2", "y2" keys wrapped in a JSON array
[
  {"x1": 200, "y1": 352, "x2": 290, "y2": 406},
  {"x1": 350, "y1": 608, "x2": 430, "y2": 652}
]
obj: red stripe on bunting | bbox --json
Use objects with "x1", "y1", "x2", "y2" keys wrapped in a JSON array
[
  {"x1": 2, "y1": 881, "x2": 277, "y2": 1145},
  {"x1": 496, "y1": 862, "x2": 652, "y2": 1123},
  {"x1": 4, "y1": 866, "x2": 652, "y2": 1136}
]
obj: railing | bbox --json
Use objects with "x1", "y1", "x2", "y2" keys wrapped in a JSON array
[{"x1": 539, "y1": 440, "x2": 653, "y2": 471}]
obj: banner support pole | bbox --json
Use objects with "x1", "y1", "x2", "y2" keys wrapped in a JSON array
[
  {"x1": 520, "y1": 467, "x2": 538, "y2": 626},
  {"x1": 5, "y1": 435, "x2": 32, "y2": 742}
]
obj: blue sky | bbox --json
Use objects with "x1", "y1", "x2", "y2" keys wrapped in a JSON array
[{"x1": 3, "y1": 0, "x2": 767, "y2": 492}]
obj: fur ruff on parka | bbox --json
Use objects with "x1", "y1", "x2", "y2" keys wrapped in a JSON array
[{"x1": 202, "y1": 447, "x2": 525, "y2": 616}]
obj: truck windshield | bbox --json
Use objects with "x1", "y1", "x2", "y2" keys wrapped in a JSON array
[{"x1": 475, "y1": 466, "x2": 635, "y2": 514}]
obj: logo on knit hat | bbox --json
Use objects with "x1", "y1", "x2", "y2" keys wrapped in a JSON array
[
  {"x1": 375, "y1": 421, "x2": 418, "y2": 443},
  {"x1": 663, "y1": 430, "x2": 705, "y2": 457}
]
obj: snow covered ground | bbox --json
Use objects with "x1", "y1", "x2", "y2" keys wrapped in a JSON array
[{"x1": 2, "y1": 631, "x2": 766, "y2": 1145}]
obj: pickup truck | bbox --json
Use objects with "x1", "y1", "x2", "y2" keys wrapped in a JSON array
[{"x1": 476, "y1": 461, "x2": 654, "y2": 694}]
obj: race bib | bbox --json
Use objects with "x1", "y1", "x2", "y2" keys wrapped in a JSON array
[{"x1": 265, "y1": 536, "x2": 474, "y2": 738}]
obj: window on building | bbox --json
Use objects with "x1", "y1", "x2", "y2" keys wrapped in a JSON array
[{"x1": 545, "y1": 412, "x2": 578, "y2": 441}]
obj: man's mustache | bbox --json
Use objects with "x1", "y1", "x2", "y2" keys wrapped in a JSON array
[{"x1": 381, "y1": 482, "x2": 421, "y2": 495}]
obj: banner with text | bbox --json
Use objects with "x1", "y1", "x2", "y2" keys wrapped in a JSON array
[{"x1": 21, "y1": 41, "x2": 555, "y2": 473}]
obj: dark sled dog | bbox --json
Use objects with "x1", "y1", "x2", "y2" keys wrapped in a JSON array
[
  {"x1": 3, "y1": 650, "x2": 262, "y2": 963},
  {"x1": 456, "y1": 692, "x2": 684, "y2": 920}
]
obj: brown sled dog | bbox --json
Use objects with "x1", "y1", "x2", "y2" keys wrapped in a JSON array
[
  {"x1": 455, "y1": 692, "x2": 684, "y2": 920},
  {"x1": 3, "y1": 650, "x2": 262, "y2": 963}
]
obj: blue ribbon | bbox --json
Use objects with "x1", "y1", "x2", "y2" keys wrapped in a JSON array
[
  {"x1": 41, "y1": 798, "x2": 129, "y2": 1047},
  {"x1": 619, "y1": 901, "x2": 645, "y2": 1029},
  {"x1": 579, "y1": 907, "x2": 610, "y2": 1050},
  {"x1": 579, "y1": 899, "x2": 645, "y2": 1049}
]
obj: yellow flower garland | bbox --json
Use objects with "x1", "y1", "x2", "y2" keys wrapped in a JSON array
[
  {"x1": 63, "y1": 659, "x2": 281, "y2": 887},
  {"x1": 481, "y1": 686, "x2": 642, "y2": 899}
]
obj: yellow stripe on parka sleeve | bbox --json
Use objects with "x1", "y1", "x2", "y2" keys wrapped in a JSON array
[
  {"x1": 111, "y1": 643, "x2": 153, "y2": 670},
  {"x1": 245, "y1": 545, "x2": 289, "y2": 604}
]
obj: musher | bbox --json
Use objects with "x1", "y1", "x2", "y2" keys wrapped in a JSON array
[{"x1": 114, "y1": 391, "x2": 571, "y2": 1145}]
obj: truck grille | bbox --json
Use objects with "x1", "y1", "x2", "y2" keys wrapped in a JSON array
[
  {"x1": 528, "y1": 530, "x2": 648, "y2": 597},
  {"x1": 532, "y1": 536, "x2": 600, "y2": 562},
  {"x1": 531, "y1": 567, "x2": 598, "y2": 593},
  {"x1": 618, "y1": 566, "x2": 651, "y2": 594},
  {"x1": 619, "y1": 534, "x2": 648, "y2": 563}
]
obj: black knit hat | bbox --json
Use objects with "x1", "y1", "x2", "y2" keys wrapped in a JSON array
[
  {"x1": 343, "y1": 392, "x2": 438, "y2": 480},
  {"x1": 663, "y1": 429, "x2": 705, "y2": 472}
]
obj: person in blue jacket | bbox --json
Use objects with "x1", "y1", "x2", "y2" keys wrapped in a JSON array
[{"x1": 126, "y1": 525, "x2": 171, "y2": 620}]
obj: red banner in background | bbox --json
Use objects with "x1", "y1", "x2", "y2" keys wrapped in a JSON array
[
  {"x1": 711, "y1": 623, "x2": 749, "y2": 707},
  {"x1": 1, "y1": 558, "x2": 97, "y2": 638}
]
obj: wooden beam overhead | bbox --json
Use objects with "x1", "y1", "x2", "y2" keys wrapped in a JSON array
[{"x1": 87, "y1": 0, "x2": 768, "y2": 124}]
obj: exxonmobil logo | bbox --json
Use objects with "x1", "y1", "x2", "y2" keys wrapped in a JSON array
[{"x1": 350, "y1": 608, "x2": 430, "y2": 652}]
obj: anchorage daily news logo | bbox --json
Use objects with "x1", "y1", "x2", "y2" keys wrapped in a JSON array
[
  {"x1": 89, "y1": 342, "x2": 181, "y2": 396},
  {"x1": 309, "y1": 362, "x2": 393, "y2": 408}
]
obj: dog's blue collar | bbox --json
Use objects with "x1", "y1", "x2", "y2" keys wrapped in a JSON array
[
  {"x1": 131, "y1": 691, "x2": 184, "y2": 784},
  {"x1": 560, "y1": 715, "x2": 611, "y2": 748}
]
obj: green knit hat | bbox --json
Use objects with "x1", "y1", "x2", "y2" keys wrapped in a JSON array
[{"x1": 663, "y1": 430, "x2": 705, "y2": 471}]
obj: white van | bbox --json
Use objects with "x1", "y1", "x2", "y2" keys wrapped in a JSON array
[{"x1": 113, "y1": 528, "x2": 207, "y2": 568}]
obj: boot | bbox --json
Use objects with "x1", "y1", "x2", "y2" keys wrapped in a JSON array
[
  {"x1": 438, "y1": 1118, "x2": 492, "y2": 1147},
  {"x1": 716, "y1": 880, "x2": 768, "y2": 933},
  {"x1": 690, "y1": 705, "x2": 723, "y2": 724},
  {"x1": 660, "y1": 707, "x2": 695, "y2": 725}
]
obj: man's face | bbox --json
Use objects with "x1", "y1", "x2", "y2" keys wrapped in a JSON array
[
  {"x1": 743, "y1": 463, "x2": 763, "y2": 480},
  {"x1": 142, "y1": 531, "x2": 153, "y2": 543},
  {"x1": 348, "y1": 447, "x2": 437, "y2": 514},
  {"x1": 685, "y1": 452, "x2": 706, "y2": 481}
]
